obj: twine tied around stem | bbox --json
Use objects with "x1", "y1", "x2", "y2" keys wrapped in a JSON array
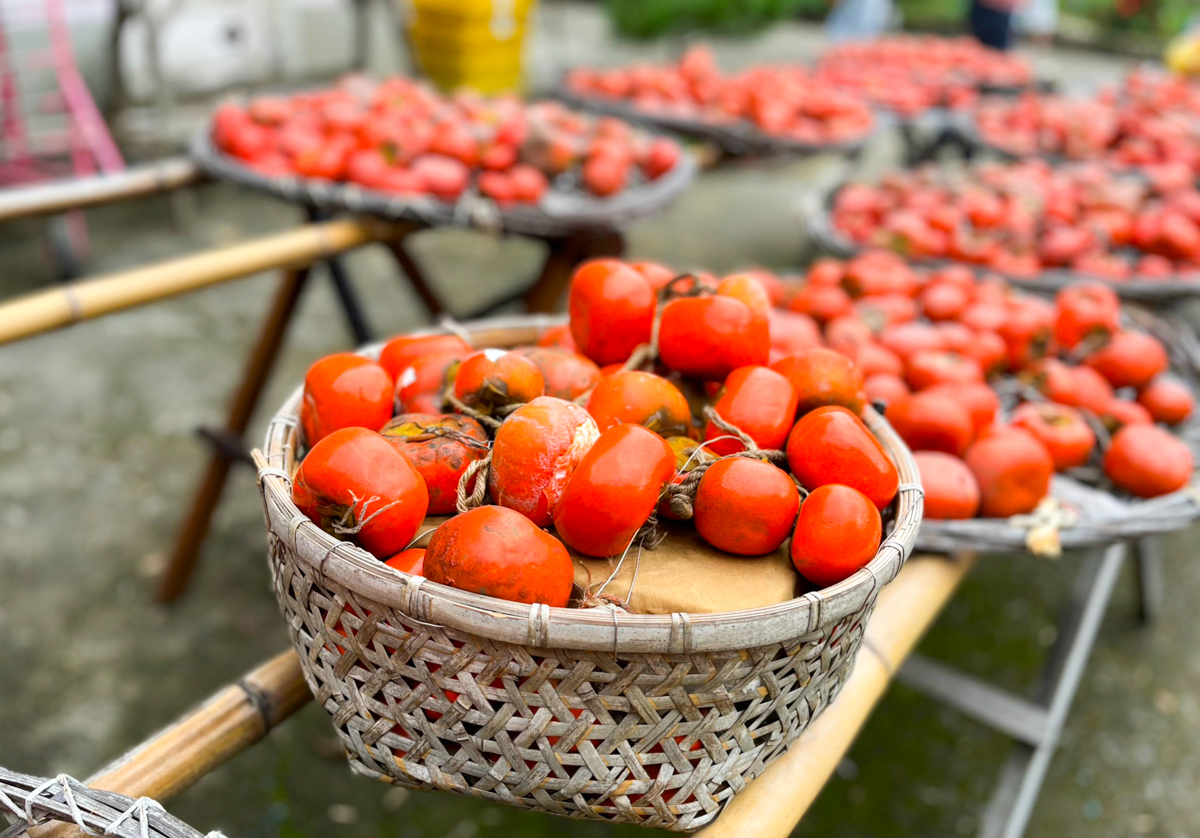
[
  {"x1": 455, "y1": 451, "x2": 493, "y2": 514},
  {"x1": 667, "y1": 407, "x2": 787, "y2": 520}
]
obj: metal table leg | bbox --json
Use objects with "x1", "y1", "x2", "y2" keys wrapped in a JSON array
[
  {"x1": 1133, "y1": 536, "x2": 1164, "y2": 625},
  {"x1": 896, "y1": 542, "x2": 1127, "y2": 838}
]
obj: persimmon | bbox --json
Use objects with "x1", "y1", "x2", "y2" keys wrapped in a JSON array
[
  {"x1": 878, "y1": 322, "x2": 945, "y2": 360},
  {"x1": 586, "y1": 370, "x2": 692, "y2": 437},
  {"x1": 855, "y1": 294, "x2": 917, "y2": 326},
  {"x1": 771, "y1": 348, "x2": 865, "y2": 415},
  {"x1": 380, "y1": 413, "x2": 489, "y2": 514},
  {"x1": 787, "y1": 283, "x2": 853, "y2": 323},
  {"x1": 786, "y1": 406, "x2": 899, "y2": 510},
  {"x1": 864, "y1": 373, "x2": 910, "y2": 406},
  {"x1": 536, "y1": 323, "x2": 578, "y2": 353},
  {"x1": 1085, "y1": 331, "x2": 1169, "y2": 390},
  {"x1": 1053, "y1": 283, "x2": 1120, "y2": 350},
  {"x1": 768, "y1": 309, "x2": 823, "y2": 360},
  {"x1": 842, "y1": 250, "x2": 919, "y2": 297},
  {"x1": 513, "y1": 346, "x2": 601, "y2": 401},
  {"x1": 292, "y1": 427, "x2": 429, "y2": 559},
  {"x1": 922, "y1": 382, "x2": 999, "y2": 436},
  {"x1": 717, "y1": 274, "x2": 771, "y2": 322},
  {"x1": 920, "y1": 281, "x2": 970, "y2": 322},
  {"x1": 568, "y1": 259, "x2": 656, "y2": 365},
  {"x1": 1099, "y1": 399, "x2": 1153, "y2": 431},
  {"x1": 393, "y1": 351, "x2": 463, "y2": 415},
  {"x1": 790, "y1": 484, "x2": 882, "y2": 588},
  {"x1": 489, "y1": 397, "x2": 599, "y2": 526},
  {"x1": 1028, "y1": 359, "x2": 1113, "y2": 414},
  {"x1": 704, "y1": 366, "x2": 798, "y2": 455},
  {"x1": 693, "y1": 458, "x2": 800, "y2": 555},
  {"x1": 424, "y1": 506, "x2": 574, "y2": 607},
  {"x1": 385, "y1": 548, "x2": 426, "y2": 576},
  {"x1": 997, "y1": 300, "x2": 1053, "y2": 371},
  {"x1": 1104, "y1": 424, "x2": 1193, "y2": 498},
  {"x1": 1010, "y1": 403, "x2": 1095, "y2": 471},
  {"x1": 905, "y1": 350, "x2": 984, "y2": 391},
  {"x1": 658, "y1": 294, "x2": 769, "y2": 380},
  {"x1": 964, "y1": 427, "x2": 1053, "y2": 517},
  {"x1": 630, "y1": 260, "x2": 676, "y2": 291},
  {"x1": 807, "y1": 257, "x2": 844, "y2": 286},
  {"x1": 379, "y1": 333, "x2": 473, "y2": 382},
  {"x1": 1137, "y1": 377, "x2": 1194, "y2": 425},
  {"x1": 887, "y1": 391, "x2": 975, "y2": 456},
  {"x1": 934, "y1": 322, "x2": 976, "y2": 355},
  {"x1": 301, "y1": 354, "x2": 394, "y2": 446},
  {"x1": 959, "y1": 329, "x2": 1008, "y2": 375},
  {"x1": 854, "y1": 342, "x2": 904, "y2": 377},
  {"x1": 824, "y1": 315, "x2": 874, "y2": 356},
  {"x1": 1069, "y1": 366, "x2": 1117, "y2": 414},
  {"x1": 553, "y1": 424, "x2": 675, "y2": 557},
  {"x1": 913, "y1": 451, "x2": 980, "y2": 519},
  {"x1": 453, "y1": 349, "x2": 545, "y2": 414}
]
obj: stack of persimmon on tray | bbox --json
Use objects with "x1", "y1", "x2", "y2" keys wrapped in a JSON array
[
  {"x1": 778, "y1": 250, "x2": 1195, "y2": 521},
  {"x1": 292, "y1": 260, "x2": 906, "y2": 611}
]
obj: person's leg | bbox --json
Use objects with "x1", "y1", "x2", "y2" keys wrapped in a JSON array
[{"x1": 969, "y1": 0, "x2": 1014, "y2": 50}]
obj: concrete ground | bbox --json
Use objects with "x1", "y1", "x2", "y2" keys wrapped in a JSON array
[{"x1": 3, "y1": 6, "x2": 1198, "y2": 838}]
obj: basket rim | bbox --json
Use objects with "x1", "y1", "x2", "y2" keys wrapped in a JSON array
[{"x1": 255, "y1": 313, "x2": 924, "y2": 653}]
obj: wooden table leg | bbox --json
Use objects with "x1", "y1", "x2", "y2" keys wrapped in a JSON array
[
  {"x1": 383, "y1": 227, "x2": 445, "y2": 319},
  {"x1": 156, "y1": 267, "x2": 310, "y2": 602},
  {"x1": 524, "y1": 229, "x2": 626, "y2": 314}
]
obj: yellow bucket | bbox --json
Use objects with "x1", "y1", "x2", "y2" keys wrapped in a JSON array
[{"x1": 407, "y1": 0, "x2": 537, "y2": 93}]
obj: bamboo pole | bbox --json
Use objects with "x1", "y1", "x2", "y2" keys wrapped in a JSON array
[
  {"x1": 0, "y1": 218, "x2": 399, "y2": 347},
  {"x1": 29, "y1": 651, "x2": 311, "y2": 838},
  {"x1": 696, "y1": 553, "x2": 976, "y2": 838},
  {"x1": 0, "y1": 158, "x2": 204, "y2": 223}
]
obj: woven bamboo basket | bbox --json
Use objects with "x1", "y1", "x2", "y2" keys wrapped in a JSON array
[
  {"x1": 0, "y1": 768, "x2": 215, "y2": 838},
  {"x1": 806, "y1": 180, "x2": 1200, "y2": 303},
  {"x1": 254, "y1": 313, "x2": 924, "y2": 831},
  {"x1": 916, "y1": 308, "x2": 1200, "y2": 555}
]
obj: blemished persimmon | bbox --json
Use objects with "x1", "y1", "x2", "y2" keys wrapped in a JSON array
[
  {"x1": 693, "y1": 458, "x2": 800, "y2": 555},
  {"x1": 913, "y1": 452, "x2": 980, "y2": 519},
  {"x1": 922, "y1": 382, "x2": 999, "y2": 437},
  {"x1": 863, "y1": 373, "x2": 910, "y2": 407},
  {"x1": 1104, "y1": 424, "x2": 1193, "y2": 498},
  {"x1": 964, "y1": 427, "x2": 1053, "y2": 517},
  {"x1": 424, "y1": 506, "x2": 574, "y2": 607},
  {"x1": 453, "y1": 349, "x2": 545, "y2": 414},
  {"x1": 905, "y1": 350, "x2": 984, "y2": 391},
  {"x1": 301, "y1": 353, "x2": 394, "y2": 446},
  {"x1": 489, "y1": 397, "x2": 599, "y2": 526},
  {"x1": 552, "y1": 424, "x2": 675, "y2": 557},
  {"x1": 658, "y1": 294, "x2": 770, "y2": 380},
  {"x1": 586, "y1": 370, "x2": 693, "y2": 437},
  {"x1": 379, "y1": 333, "x2": 473, "y2": 383},
  {"x1": 786, "y1": 406, "x2": 899, "y2": 510},
  {"x1": 1052, "y1": 283, "x2": 1120, "y2": 350},
  {"x1": 536, "y1": 323, "x2": 578, "y2": 353},
  {"x1": 292, "y1": 427, "x2": 429, "y2": 559},
  {"x1": 771, "y1": 347, "x2": 865, "y2": 415},
  {"x1": 887, "y1": 390, "x2": 975, "y2": 457},
  {"x1": 1084, "y1": 331, "x2": 1169, "y2": 390},
  {"x1": 1010, "y1": 403, "x2": 1095, "y2": 471},
  {"x1": 394, "y1": 351, "x2": 464, "y2": 415},
  {"x1": 790, "y1": 484, "x2": 882, "y2": 588},
  {"x1": 1137, "y1": 377, "x2": 1194, "y2": 425},
  {"x1": 704, "y1": 366, "x2": 798, "y2": 456},
  {"x1": 568, "y1": 259, "x2": 656, "y2": 365},
  {"x1": 380, "y1": 413, "x2": 489, "y2": 515},
  {"x1": 384, "y1": 548, "x2": 426, "y2": 576},
  {"x1": 513, "y1": 346, "x2": 602, "y2": 401}
]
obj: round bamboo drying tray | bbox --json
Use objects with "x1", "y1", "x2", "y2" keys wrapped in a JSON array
[
  {"x1": 806, "y1": 181, "x2": 1200, "y2": 303},
  {"x1": 253, "y1": 313, "x2": 923, "y2": 831},
  {"x1": 553, "y1": 87, "x2": 878, "y2": 159},
  {"x1": 191, "y1": 130, "x2": 697, "y2": 238},
  {"x1": 916, "y1": 308, "x2": 1200, "y2": 555},
  {"x1": 0, "y1": 768, "x2": 216, "y2": 838}
]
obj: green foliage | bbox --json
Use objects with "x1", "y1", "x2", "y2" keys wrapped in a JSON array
[{"x1": 605, "y1": 0, "x2": 820, "y2": 38}]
